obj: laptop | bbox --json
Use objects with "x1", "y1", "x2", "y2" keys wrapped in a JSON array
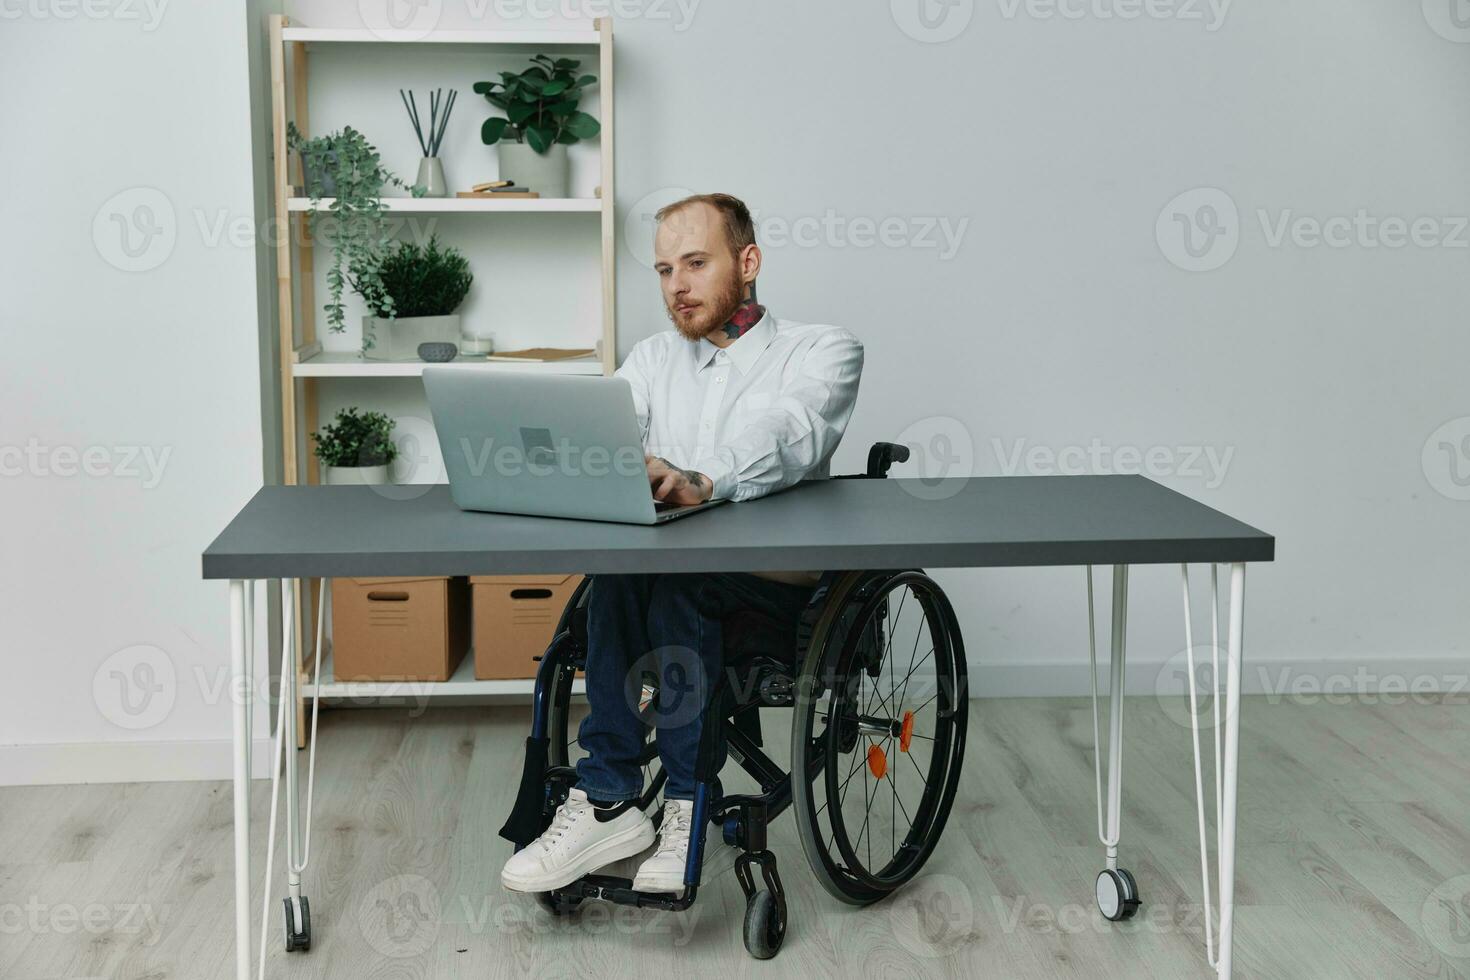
[{"x1": 423, "y1": 368, "x2": 727, "y2": 525}]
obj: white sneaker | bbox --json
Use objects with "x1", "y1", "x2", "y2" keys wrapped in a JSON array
[
  {"x1": 501, "y1": 788, "x2": 655, "y2": 893},
  {"x1": 632, "y1": 798, "x2": 697, "y2": 893}
]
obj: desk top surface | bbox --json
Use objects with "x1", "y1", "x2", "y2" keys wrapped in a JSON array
[{"x1": 201, "y1": 475, "x2": 1274, "y2": 580}]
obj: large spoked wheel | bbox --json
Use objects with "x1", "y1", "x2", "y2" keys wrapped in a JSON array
[{"x1": 791, "y1": 570, "x2": 968, "y2": 905}]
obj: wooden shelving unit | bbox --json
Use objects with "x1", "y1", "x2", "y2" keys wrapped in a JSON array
[{"x1": 267, "y1": 14, "x2": 616, "y2": 736}]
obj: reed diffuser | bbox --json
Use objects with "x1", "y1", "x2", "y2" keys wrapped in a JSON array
[{"x1": 400, "y1": 88, "x2": 457, "y2": 197}]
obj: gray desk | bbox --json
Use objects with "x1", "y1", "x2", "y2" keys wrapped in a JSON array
[{"x1": 204, "y1": 475, "x2": 1273, "y2": 979}]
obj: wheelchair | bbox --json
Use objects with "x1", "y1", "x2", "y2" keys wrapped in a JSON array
[{"x1": 498, "y1": 443, "x2": 970, "y2": 959}]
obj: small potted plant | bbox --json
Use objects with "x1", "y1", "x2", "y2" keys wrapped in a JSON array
[
  {"x1": 474, "y1": 55, "x2": 600, "y2": 198},
  {"x1": 358, "y1": 235, "x2": 473, "y2": 360},
  {"x1": 287, "y1": 123, "x2": 425, "y2": 342},
  {"x1": 312, "y1": 408, "x2": 398, "y2": 486}
]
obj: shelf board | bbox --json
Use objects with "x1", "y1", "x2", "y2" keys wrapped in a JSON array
[
  {"x1": 304, "y1": 648, "x2": 580, "y2": 699},
  {"x1": 288, "y1": 197, "x2": 601, "y2": 214},
  {"x1": 294, "y1": 352, "x2": 603, "y2": 378},
  {"x1": 280, "y1": 26, "x2": 601, "y2": 46}
]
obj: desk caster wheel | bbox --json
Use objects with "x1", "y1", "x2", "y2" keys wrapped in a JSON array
[
  {"x1": 535, "y1": 892, "x2": 582, "y2": 917},
  {"x1": 743, "y1": 889, "x2": 785, "y2": 960},
  {"x1": 283, "y1": 896, "x2": 311, "y2": 951},
  {"x1": 1096, "y1": 868, "x2": 1140, "y2": 922}
]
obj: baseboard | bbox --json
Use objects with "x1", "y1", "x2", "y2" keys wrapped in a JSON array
[
  {"x1": 971, "y1": 654, "x2": 1470, "y2": 699},
  {"x1": 0, "y1": 736, "x2": 276, "y2": 787},
  {"x1": 3, "y1": 656, "x2": 1464, "y2": 786}
]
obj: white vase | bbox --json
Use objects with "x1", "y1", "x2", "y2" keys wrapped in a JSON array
[
  {"x1": 497, "y1": 141, "x2": 569, "y2": 198},
  {"x1": 324, "y1": 464, "x2": 390, "y2": 486},
  {"x1": 416, "y1": 157, "x2": 447, "y2": 197},
  {"x1": 362, "y1": 313, "x2": 462, "y2": 360}
]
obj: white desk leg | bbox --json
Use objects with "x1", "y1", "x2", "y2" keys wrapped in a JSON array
[
  {"x1": 1217, "y1": 562, "x2": 1246, "y2": 978},
  {"x1": 1087, "y1": 565, "x2": 1141, "y2": 922},
  {"x1": 1105, "y1": 564, "x2": 1129, "y2": 869},
  {"x1": 229, "y1": 579, "x2": 252, "y2": 980}
]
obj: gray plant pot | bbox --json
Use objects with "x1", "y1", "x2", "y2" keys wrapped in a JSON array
[
  {"x1": 362, "y1": 314, "x2": 462, "y2": 360},
  {"x1": 299, "y1": 150, "x2": 338, "y2": 197},
  {"x1": 497, "y1": 141, "x2": 569, "y2": 198},
  {"x1": 416, "y1": 156, "x2": 448, "y2": 197},
  {"x1": 323, "y1": 464, "x2": 390, "y2": 486}
]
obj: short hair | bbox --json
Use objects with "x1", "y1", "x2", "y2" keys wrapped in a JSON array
[{"x1": 654, "y1": 192, "x2": 756, "y2": 257}]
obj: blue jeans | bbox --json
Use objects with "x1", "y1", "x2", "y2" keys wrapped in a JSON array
[{"x1": 574, "y1": 572, "x2": 816, "y2": 802}]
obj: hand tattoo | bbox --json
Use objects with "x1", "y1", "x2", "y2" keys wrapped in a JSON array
[{"x1": 654, "y1": 456, "x2": 709, "y2": 490}]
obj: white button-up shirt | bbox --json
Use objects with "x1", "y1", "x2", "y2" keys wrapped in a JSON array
[{"x1": 616, "y1": 311, "x2": 864, "y2": 502}]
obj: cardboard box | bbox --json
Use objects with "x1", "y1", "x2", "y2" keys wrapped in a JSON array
[
  {"x1": 471, "y1": 574, "x2": 583, "y2": 680},
  {"x1": 331, "y1": 576, "x2": 469, "y2": 681}
]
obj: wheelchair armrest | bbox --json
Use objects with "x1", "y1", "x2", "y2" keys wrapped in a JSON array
[{"x1": 866, "y1": 441, "x2": 910, "y2": 478}]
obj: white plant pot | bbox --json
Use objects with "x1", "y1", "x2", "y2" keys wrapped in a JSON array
[
  {"x1": 324, "y1": 464, "x2": 390, "y2": 486},
  {"x1": 497, "y1": 141, "x2": 569, "y2": 198},
  {"x1": 362, "y1": 314, "x2": 462, "y2": 360}
]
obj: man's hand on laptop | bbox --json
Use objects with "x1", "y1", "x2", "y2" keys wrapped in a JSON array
[{"x1": 645, "y1": 455, "x2": 714, "y2": 506}]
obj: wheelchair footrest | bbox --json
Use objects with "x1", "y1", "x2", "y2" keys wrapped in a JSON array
[{"x1": 551, "y1": 873, "x2": 697, "y2": 911}]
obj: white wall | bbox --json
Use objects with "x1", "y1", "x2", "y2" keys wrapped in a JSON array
[
  {"x1": 0, "y1": 3, "x2": 274, "y2": 782},
  {"x1": 287, "y1": 0, "x2": 1470, "y2": 696},
  {"x1": 4, "y1": 0, "x2": 1466, "y2": 785}
]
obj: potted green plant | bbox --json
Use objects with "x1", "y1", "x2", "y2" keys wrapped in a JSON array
[
  {"x1": 287, "y1": 123, "x2": 425, "y2": 346},
  {"x1": 312, "y1": 408, "x2": 398, "y2": 486},
  {"x1": 359, "y1": 235, "x2": 474, "y2": 360},
  {"x1": 474, "y1": 55, "x2": 600, "y2": 198}
]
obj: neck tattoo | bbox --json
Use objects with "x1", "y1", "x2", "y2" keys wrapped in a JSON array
[{"x1": 722, "y1": 298, "x2": 765, "y2": 341}]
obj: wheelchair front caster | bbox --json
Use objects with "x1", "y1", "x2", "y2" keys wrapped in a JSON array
[
  {"x1": 1095, "y1": 868, "x2": 1140, "y2": 921},
  {"x1": 282, "y1": 895, "x2": 311, "y2": 951},
  {"x1": 535, "y1": 891, "x2": 583, "y2": 917},
  {"x1": 742, "y1": 889, "x2": 785, "y2": 959}
]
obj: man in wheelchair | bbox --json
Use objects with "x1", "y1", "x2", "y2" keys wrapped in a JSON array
[{"x1": 500, "y1": 192, "x2": 865, "y2": 896}]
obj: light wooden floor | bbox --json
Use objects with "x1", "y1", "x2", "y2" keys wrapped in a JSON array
[{"x1": 2, "y1": 695, "x2": 1467, "y2": 979}]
